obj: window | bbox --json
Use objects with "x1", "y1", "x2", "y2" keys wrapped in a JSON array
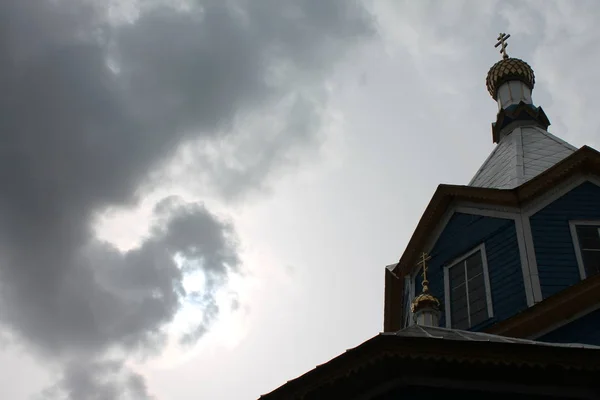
[
  {"x1": 571, "y1": 222, "x2": 600, "y2": 278},
  {"x1": 445, "y1": 245, "x2": 493, "y2": 330}
]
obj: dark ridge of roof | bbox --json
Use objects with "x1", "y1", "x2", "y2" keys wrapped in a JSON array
[{"x1": 260, "y1": 325, "x2": 600, "y2": 398}]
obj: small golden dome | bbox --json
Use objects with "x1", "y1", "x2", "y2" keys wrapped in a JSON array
[
  {"x1": 411, "y1": 290, "x2": 441, "y2": 314},
  {"x1": 486, "y1": 58, "x2": 535, "y2": 99}
]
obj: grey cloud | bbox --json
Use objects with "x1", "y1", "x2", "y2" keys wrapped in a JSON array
[
  {"x1": 41, "y1": 359, "x2": 155, "y2": 400},
  {"x1": 0, "y1": 0, "x2": 373, "y2": 398},
  {"x1": 1, "y1": 196, "x2": 238, "y2": 362},
  {"x1": 115, "y1": 0, "x2": 373, "y2": 199}
]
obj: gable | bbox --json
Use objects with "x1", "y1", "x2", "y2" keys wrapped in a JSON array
[
  {"x1": 386, "y1": 146, "x2": 600, "y2": 332},
  {"x1": 395, "y1": 146, "x2": 600, "y2": 281},
  {"x1": 530, "y1": 181, "x2": 600, "y2": 298}
]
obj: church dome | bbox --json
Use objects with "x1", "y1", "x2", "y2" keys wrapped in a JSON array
[
  {"x1": 411, "y1": 293, "x2": 440, "y2": 313},
  {"x1": 486, "y1": 58, "x2": 535, "y2": 100},
  {"x1": 410, "y1": 292, "x2": 440, "y2": 314}
]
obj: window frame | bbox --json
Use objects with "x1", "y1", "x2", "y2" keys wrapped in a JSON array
[
  {"x1": 569, "y1": 220, "x2": 600, "y2": 280},
  {"x1": 443, "y1": 243, "x2": 494, "y2": 329}
]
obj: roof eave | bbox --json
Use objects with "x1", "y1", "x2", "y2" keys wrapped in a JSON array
[
  {"x1": 485, "y1": 270, "x2": 600, "y2": 338},
  {"x1": 259, "y1": 331, "x2": 600, "y2": 399}
]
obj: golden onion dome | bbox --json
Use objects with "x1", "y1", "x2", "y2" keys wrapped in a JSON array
[
  {"x1": 410, "y1": 289, "x2": 441, "y2": 314},
  {"x1": 486, "y1": 57, "x2": 535, "y2": 100}
]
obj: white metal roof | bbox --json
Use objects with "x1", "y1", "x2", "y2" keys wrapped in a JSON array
[
  {"x1": 385, "y1": 263, "x2": 397, "y2": 272},
  {"x1": 469, "y1": 126, "x2": 577, "y2": 189},
  {"x1": 386, "y1": 324, "x2": 600, "y2": 349}
]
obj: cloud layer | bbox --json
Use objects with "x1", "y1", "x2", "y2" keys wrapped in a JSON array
[{"x1": 0, "y1": 0, "x2": 373, "y2": 398}]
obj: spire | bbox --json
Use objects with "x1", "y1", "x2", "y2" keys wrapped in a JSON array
[
  {"x1": 411, "y1": 252, "x2": 441, "y2": 327},
  {"x1": 484, "y1": 33, "x2": 551, "y2": 144},
  {"x1": 486, "y1": 33, "x2": 536, "y2": 111},
  {"x1": 469, "y1": 33, "x2": 576, "y2": 190}
]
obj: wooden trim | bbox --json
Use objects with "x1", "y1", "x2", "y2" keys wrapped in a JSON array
[
  {"x1": 520, "y1": 214, "x2": 543, "y2": 303},
  {"x1": 529, "y1": 302, "x2": 600, "y2": 340},
  {"x1": 570, "y1": 221, "x2": 587, "y2": 280},
  {"x1": 453, "y1": 205, "x2": 520, "y2": 219},
  {"x1": 484, "y1": 272, "x2": 600, "y2": 338},
  {"x1": 423, "y1": 205, "x2": 456, "y2": 255},
  {"x1": 444, "y1": 265, "x2": 451, "y2": 328},
  {"x1": 384, "y1": 268, "x2": 403, "y2": 332},
  {"x1": 522, "y1": 176, "x2": 600, "y2": 218},
  {"x1": 515, "y1": 214, "x2": 535, "y2": 305},
  {"x1": 403, "y1": 276, "x2": 412, "y2": 328},
  {"x1": 481, "y1": 244, "x2": 494, "y2": 319},
  {"x1": 569, "y1": 220, "x2": 600, "y2": 280}
]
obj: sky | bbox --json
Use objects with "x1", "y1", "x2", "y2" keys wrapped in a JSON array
[{"x1": 1, "y1": 0, "x2": 600, "y2": 399}]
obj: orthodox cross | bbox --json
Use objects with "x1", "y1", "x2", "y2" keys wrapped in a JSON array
[
  {"x1": 416, "y1": 252, "x2": 432, "y2": 290},
  {"x1": 495, "y1": 32, "x2": 511, "y2": 60}
]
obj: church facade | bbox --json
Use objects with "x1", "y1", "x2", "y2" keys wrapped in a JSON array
[{"x1": 260, "y1": 34, "x2": 600, "y2": 399}]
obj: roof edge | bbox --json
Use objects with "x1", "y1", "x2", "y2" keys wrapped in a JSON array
[
  {"x1": 259, "y1": 327, "x2": 600, "y2": 399},
  {"x1": 485, "y1": 270, "x2": 600, "y2": 338}
]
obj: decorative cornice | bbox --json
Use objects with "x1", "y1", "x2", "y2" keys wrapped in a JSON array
[{"x1": 492, "y1": 103, "x2": 551, "y2": 143}]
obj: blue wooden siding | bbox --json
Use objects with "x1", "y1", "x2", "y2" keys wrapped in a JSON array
[
  {"x1": 530, "y1": 181, "x2": 600, "y2": 299},
  {"x1": 424, "y1": 212, "x2": 526, "y2": 330},
  {"x1": 537, "y1": 307, "x2": 600, "y2": 346}
]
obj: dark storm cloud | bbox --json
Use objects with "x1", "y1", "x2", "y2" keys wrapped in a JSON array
[
  {"x1": 42, "y1": 359, "x2": 154, "y2": 400},
  {"x1": 0, "y1": 0, "x2": 373, "y2": 398}
]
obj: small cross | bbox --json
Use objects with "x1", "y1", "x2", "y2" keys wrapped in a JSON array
[
  {"x1": 495, "y1": 32, "x2": 511, "y2": 60},
  {"x1": 416, "y1": 252, "x2": 432, "y2": 283}
]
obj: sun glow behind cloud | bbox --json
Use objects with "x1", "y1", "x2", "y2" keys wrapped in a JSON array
[{"x1": 92, "y1": 192, "x2": 252, "y2": 368}]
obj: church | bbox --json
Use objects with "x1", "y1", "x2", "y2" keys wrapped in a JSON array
[{"x1": 260, "y1": 34, "x2": 600, "y2": 399}]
